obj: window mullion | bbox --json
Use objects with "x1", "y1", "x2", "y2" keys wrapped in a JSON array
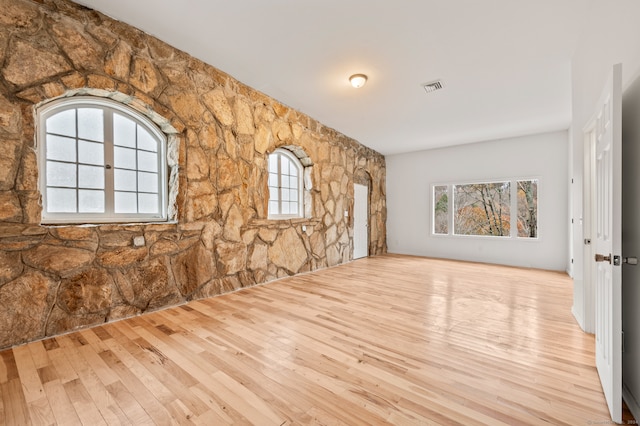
[
  {"x1": 74, "y1": 108, "x2": 80, "y2": 213},
  {"x1": 510, "y1": 180, "x2": 517, "y2": 238},
  {"x1": 449, "y1": 185, "x2": 454, "y2": 235},
  {"x1": 135, "y1": 123, "x2": 140, "y2": 214},
  {"x1": 104, "y1": 109, "x2": 115, "y2": 215}
]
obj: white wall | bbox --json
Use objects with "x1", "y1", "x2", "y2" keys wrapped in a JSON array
[
  {"x1": 622, "y1": 76, "x2": 640, "y2": 422},
  {"x1": 386, "y1": 131, "x2": 568, "y2": 271},
  {"x1": 570, "y1": 0, "x2": 640, "y2": 418}
]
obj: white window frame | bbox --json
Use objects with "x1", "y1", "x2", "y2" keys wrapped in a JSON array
[
  {"x1": 431, "y1": 177, "x2": 540, "y2": 240},
  {"x1": 37, "y1": 96, "x2": 168, "y2": 224},
  {"x1": 268, "y1": 148, "x2": 304, "y2": 219}
]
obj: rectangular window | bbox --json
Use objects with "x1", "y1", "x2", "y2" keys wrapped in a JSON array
[
  {"x1": 433, "y1": 179, "x2": 539, "y2": 239},
  {"x1": 454, "y1": 182, "x2": 510, "y2": 237},
  {"x1": 517, "y1": 179, "x2": 538, "y2": 238},
  {"x1": 433, "y1": 185, "x2": 448, "y2": 234}
]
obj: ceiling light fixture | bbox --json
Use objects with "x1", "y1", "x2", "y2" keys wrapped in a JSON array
[{"x1": 349, "y1": 74, "x2": 368, "y2": 88}]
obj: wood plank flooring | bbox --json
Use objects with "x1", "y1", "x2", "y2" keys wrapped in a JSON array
[{"x1": 0, "y1": 254, "x2": 635, "y2": 425}]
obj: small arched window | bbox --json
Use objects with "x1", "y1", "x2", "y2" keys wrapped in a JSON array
[
  {"x1": 268, "y1": 148, "x2": 303, "y2": 218},
  {"x1": 37, "y1": 97, "x2": 168, "y2": 224}
]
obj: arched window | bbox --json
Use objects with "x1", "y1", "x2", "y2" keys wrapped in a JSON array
[
  {"x1": 37, "y1": 97, "x2": 168, "y2": 224},
  {"x1": 268, "y1": 148, "x2": 304, "y2": 218}
]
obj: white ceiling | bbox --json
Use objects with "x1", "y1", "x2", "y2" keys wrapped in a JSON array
[{"x1": 74, "y1": 0, "x2": 594, "y2": 155}]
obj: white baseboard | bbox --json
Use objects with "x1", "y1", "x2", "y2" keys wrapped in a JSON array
[
  {"x1": 572, "y1": 305, "x2": 586, "y2": 332},
  {"x1": 623, "y1": 384, "x2": 640, "y2": 422}
]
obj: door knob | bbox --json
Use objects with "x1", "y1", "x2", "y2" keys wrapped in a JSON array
[{"x1": 595, "y1": 253, "x2": 612, "y2": 264}]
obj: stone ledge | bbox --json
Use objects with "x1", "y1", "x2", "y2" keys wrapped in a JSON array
[
  {"x1": 247, "y1": 217, "x2": 322, "y2": 229},
  {"x1": 43, "y1": 221, "x2": 179, "y2": 232}
]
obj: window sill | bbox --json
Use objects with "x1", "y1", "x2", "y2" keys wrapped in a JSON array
[
  {"x1": 41, "y1": 220, "x2": 179, "y2": 231},
  {"x1": 247, "y1": 217, "x2": 321, "y2": 228},
  {"x1": 431, "y1": 233, "x2": 540, "y2": 242}
]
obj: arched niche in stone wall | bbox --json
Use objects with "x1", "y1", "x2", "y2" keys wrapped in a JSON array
[
  {"x1": 353, "y1": 167, "x2": 373, "y2": 254},
  {"x1": 354, "y1": 167, "x2": 372, "y2": 188}
]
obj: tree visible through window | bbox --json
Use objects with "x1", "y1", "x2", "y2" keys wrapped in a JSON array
[
  {"x1": 433, "y1": 185, "x2": 448, "y2": 234},
  {"x1": 517, "y1": 180, "x2": 538, "y2": 238},
  {"x1": 454, "y1": 182, "x2": 511, "y2": 236},
  {"x1": 433, "y1": 179, "x2": 538, "y2": 239}
]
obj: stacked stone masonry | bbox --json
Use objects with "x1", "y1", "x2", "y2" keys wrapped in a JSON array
[{"x1": 0, "y1": 0, "x2": 387, "y2": 348}]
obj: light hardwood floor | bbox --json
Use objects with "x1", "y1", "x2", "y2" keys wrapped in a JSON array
[{"x1": 0, "y1": 254, "x2": 635, "y2": 425}]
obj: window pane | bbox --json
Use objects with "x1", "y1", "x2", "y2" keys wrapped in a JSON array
[
  {"x1": 78, "y1": 140, "x2": 104, "y2": 165},
  {"x1": 454, "y1": 182, "x2": 510, "y2": 236},
  {"x1": 282, "y1": 188, "x2": 290, "y2": 201},
  {"x1": 138, "y1": 171, "x2": 158, "y2": 193},
  {"x1": 78, "y1": 165, "x2": 104, "y2": 189},
  {"x1": 289, "y1": 201, "x2": 298, "y2": 215},
  {"x1": 46, "y1": 109, "x2": 76, "y2": 137},
  {"x1": 433, "y1": 185, "x2": 448, "y2": 234},
  {"x1": 281, "y1": 202, "x2": 290, "y2": 215},
  {"x1": 281, "y1": 157, "x2": 290, "y2": 175},
  {"x1": 113, "y1": 113, "x2": 136, "y2": 148},
  {"x1": 77, "y1": 108, "x2": 104, "y2": 142},
  {"x1": 290, "y1": 176, "x2": 298, "y2": 189},
  {"x1": 268, "y1": 186, "x2": 277, "y2": 201},
  {"x1": 46, "y1": 161, "x2": 76, "y2": 187},
  {"x1": 269, "y1": 155, "x2": 278, "y2": 173},
  {"x1": 281, "y1": 175, "x2": 290, "y2": 189},
  {"x1": 138, "y1": 150, "x2": 158, "y2": 172},
  {"x1": 47, "y1": 188, "x2": 76, "y2": 212},
  {"x1": 517, "y1": 180, "x2": 538, "y2": 238},
  {"x1": 114, "y1": 191, "x2": 137, "y2": 213},
  {"x1": 289, "y1": 189, "x2": 298, "y2": 203},
  {"x1": 268, "y1": 173, "x2": 278, "y2": 187},
  {"x1": 137, "y1": 126, "x2": 157, "y2": 152},
  {"x1": 269, "y1": 201, "x2": 279, "y2": 214},
  {"x1": 79, "y1": 190, "x2": 105, "y2": 213},
  {"x1": 289, "y1": 164, "x2": 298, "y2": 177},
  {"x1": 46, "y1": 135, "x2": 76, "y2": 162},
  {"x1": 138, "y1": 193, "x2": 158, "y2": 214},
  {"x1": 114, "y1": 169, "x2": 136, "y2": 191},
  {"x1": 114, "y1": 146, "x2": 136, "y2": 169}
]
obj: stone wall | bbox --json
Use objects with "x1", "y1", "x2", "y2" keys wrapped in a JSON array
[{"x1": 0, "y1": 0, "x2": 387, "y2": 349}]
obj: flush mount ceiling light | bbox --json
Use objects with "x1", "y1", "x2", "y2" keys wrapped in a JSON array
[{"x1": 349, "y1": 74, "x2": 368, "y2": 88}]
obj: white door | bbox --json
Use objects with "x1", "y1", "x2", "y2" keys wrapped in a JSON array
[
  {"x1": 593, "y1": 63, "x2": 622, "y2": 423},
  {"x1": 353, "y1": 184, "x2": 368, "y2": 259}
]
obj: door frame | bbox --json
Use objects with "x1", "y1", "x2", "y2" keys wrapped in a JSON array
[
  {"x1": 353, "y1": 183, "x2": 369, "y2": 259},
  {"x1": 582, "y1": 120, "x2": 597, "y2": 334}
]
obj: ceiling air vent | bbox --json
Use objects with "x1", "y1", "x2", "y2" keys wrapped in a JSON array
[{"x1": 423, "y1": 80, "x2": 444, "y2": 94}]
